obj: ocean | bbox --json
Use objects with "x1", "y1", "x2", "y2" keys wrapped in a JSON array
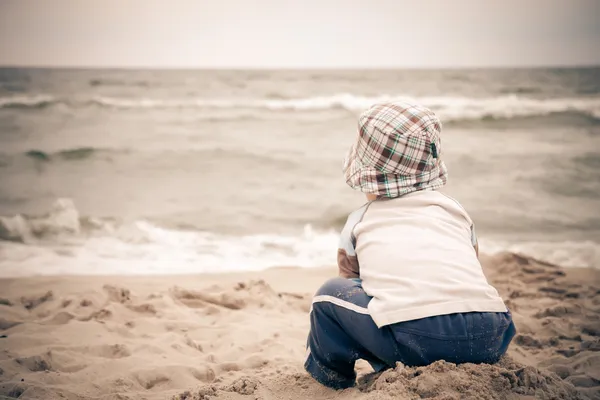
[{"x1": 0, "y1": 67, "x2": 599, "y2": 277}]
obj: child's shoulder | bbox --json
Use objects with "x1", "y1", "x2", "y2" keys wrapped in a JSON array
[
  {"x1": 432, "y1": 191, "x2": 469, "y2": 211},
  {"x1": 342, "y1": 201, "x2": 373, "y2": 230},
  {"x1": 369, "y1": 190, "x2": 474, "y2": 225},
  {"x1": 338, "y1": 201, "x2": 374, "y2": 250},
  {"x1": 369, "y1": 190, "x2": 462, "y2": 207}
]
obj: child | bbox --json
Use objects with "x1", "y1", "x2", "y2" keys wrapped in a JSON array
[{"x1": 304, "y1": 101, "x2": 516, "y2": 389}]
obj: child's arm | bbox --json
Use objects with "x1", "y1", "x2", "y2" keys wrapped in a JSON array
[
  {"x1": 337, "y1": 204, "x2": 371, "y2": 279},
  {"x1": 338, "y1": 248, "x2": 359, "y2": 279}
]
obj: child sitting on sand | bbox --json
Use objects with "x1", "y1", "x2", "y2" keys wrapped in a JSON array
[{"x1": 304, "y1": 101, "x2": 516, "y2": 389}]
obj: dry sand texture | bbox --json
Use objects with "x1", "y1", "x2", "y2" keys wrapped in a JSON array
[{"x1": 0, "y1": 253, "x2": 598, "y2": 400}]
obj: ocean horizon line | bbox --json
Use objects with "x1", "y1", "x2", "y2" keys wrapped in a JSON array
[{"x1": 1, "y1": 64, "x2": 600, "y2": 72}]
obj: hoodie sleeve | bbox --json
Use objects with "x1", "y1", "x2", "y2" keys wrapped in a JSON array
[{"x1": 337, "y1": 202, "x2": 371, "y2": 279}]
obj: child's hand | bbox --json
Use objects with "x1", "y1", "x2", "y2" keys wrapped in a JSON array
[
  {"x1": 338, "y1": 270, "x2": 360, "y2": 279},
  {"x1": 337, "y1": 249, "x2": 360, "y2": 279}
]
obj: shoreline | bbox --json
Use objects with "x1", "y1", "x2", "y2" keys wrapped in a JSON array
[
  {"x1": 0, "y1": 253, "x2": 598, "y2": 399},
  {"x1": 0, "y1": 252, "x2": 596, "y2": 281}
]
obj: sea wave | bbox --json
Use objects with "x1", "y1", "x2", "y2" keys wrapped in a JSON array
[
  {"x1": 0, "y1": 95, "x2": 57, "y2": 109},
  {"x1": 0, "y1": 198, "x2": 83, "y2": 243},
  {"x1": 0, "y1": 199, "x2": 340, "y2": 276},
  {"x1": 90, "y1": 94, "x2": 600, "y2": 121},
  {"x1": 89, "y1": 78, "x2": 149, "y2": 87},
  {"x1": 2, "y1": 94, "x2": 600, "y2": 123},
  {"x1": 0, "y1": 147, "x2": 296, "y2": 169},
  {"x1": 0, "y1": 199, "x2": 597, "y2": 277},
  {"x1": 22, "y1": 147, "x2": 101, "y2": 162},
  {"x1": 0, "y1": 147, "x2": 114, "y2": 168}
]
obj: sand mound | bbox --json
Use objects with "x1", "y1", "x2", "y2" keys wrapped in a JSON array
[
  {"x1": 358, "y1": 358, "x2": 579, "y2": 400},
  {"x1": 172, "y1": 358, "x2": 580, "y2": 400}
]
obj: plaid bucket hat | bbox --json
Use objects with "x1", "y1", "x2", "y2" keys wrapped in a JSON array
[{"x1": 343, "y1": 100, "x2": 448, "y2": 198}]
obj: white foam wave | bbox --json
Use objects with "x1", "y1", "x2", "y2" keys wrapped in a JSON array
[
  {"x1": 0, "y1": 198, "x2": 80, "y2": 242},
  {"x1": 90, "y1": 94, "x2": 600, "y2": 121},
  {"x1": 0, "y1": 95, "x2": 57, "y2": 108},
  {"x1": 1, "y1": 222, "x2": 598, "y2": 278},
  {"x1": 0, "y1": 199, "x2": 597, "y2": 277},
  {"x1": 3, "y1": 94, "x2": 600, "y2": 122},
  {"x1": 0, "y1": 221, "x2": 340, "y2": 277}
]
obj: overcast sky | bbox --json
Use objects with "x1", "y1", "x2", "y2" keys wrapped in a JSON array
[{"x1": 1, "y1": 0, "x2": 599, "y2": 68}]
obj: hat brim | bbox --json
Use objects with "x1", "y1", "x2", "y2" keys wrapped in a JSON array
[{"x1": 344, "y1": 145, "x2": 448, "y2": 197}]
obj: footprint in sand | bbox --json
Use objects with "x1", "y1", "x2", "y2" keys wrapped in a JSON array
[
  {"x1": 0, "y1": 298, "x2": 12, "y2": 306},
  {"x1": 170, "y1": 287, "x2": 246, "y2": 310},
  {"x1": 133, "y1": 371, "x2": 171, "y2": 390},
  {"x1": 16, "y1": 354, "x2": 52, "y2": 372},
  {"x1": 134, "y1": 366, "x2": 216, "y2": 390},
  {"x1": 14, "y1": 349, "x2": 81, "y2": 372},
  {"x1": 547, "y1": 364, "x2": 575, "y2": 379},
  {"x1": 80, "y1": 299, "x2": 93, "y2": 307},
  {"x1": 16, "y1": 350, "x2": 90, "y2": 374},
  {"x1": 20, "y1": 291, "x2": 53, "y2": 310},
  {"x1": 44, "y1": 343, "x2": 131, "y2": 360},
  {"x1": 1, "y1": 383, "x2": 26, "y2": 398},
  {"x1": 581, "y1": 340, "x2": 600, "y2": 351},
  {"x1": 61, "y1": 298, "x2": 72, "y2": 308},
  {"x1": 45, "y1": 311, "x2": 75, "y2": 325},
  {"x1": 534, "y1": 305, "x2": 581, "y2": 319},
  {"x1": 170, "y1": 280, "x2": 310, "y2": 313},
  {"x1": 78, "y1": 308, "x2": 113, "y2": 322},
  {"x1": 127, "y1": 303, "x2": 157, "y2": 315},
  {"x1": 566, "y1": 375, "x2": 600, "y2": 389},
  {"x1": 184, "y1": 335, "x2": 204, "y2": 352},
  {"x1": 0, "y1": 318, "x2": 22, "y2": 330},
  {"x1": 219, "y1": 362, "x2": 241, "y2": 372},
  {"x1": 93, "y1": 343, "x2": 132, "y2": 359},
  {"x1": 101, "y1": 285, "x2": 160, "y2": 316},
  {"x1": 582, "y1": 324, "x2": 600, "y2": 337},
  {"x1": 103, "y1": 285, "x2": 131, "y2": 304}
]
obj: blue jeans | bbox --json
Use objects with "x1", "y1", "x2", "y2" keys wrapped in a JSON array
[{"x1": 305, "y1": 277, "x2": 516, "y2": 389}]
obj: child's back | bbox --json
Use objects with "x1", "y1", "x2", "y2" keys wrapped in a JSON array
[{"x1": 349, "y1": 190, "x2": 506, "y2": 327}]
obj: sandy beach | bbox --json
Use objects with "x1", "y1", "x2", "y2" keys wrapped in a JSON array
[
  {"x1": 0, "y1": 253, "x2": 597, "y2": 400},
  {"x1": 1, "y1": 3, "x2": 599, "y2": 399}
]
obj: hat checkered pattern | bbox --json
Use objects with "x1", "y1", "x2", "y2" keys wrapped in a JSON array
[{"x1": 343, "y1": 101, "x2": 448, "y2": 197}]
